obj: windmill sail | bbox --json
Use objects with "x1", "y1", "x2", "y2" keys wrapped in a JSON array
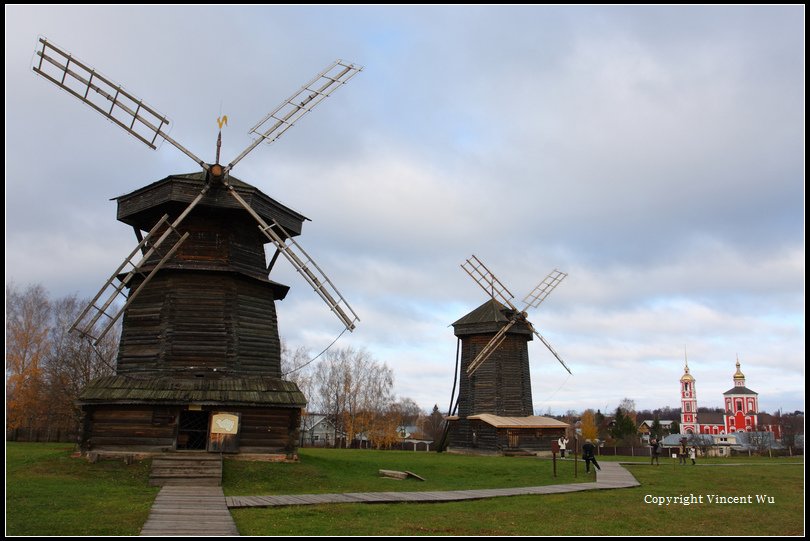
[
  {"x1": 461, "y1": 254, "x2": 571, "y2": 375},
  {"x1": 32, "y1": 38, "x2": 208, "y2": 170},
  {"x1": 226, "y1": 60, "x2": 362, "y2": 174},
  {"x1": 224, "y1": 183, "x2": 359, "y2": 331},
  {"x1": 522, "y1": 269, "x2": 567, "y2": 310},
  {"x1": 461, "y1": 255, "x2": 517, "y2": 311},
  {"x1": 35, "y1": 37, "x2": 363, "y2": 338}
]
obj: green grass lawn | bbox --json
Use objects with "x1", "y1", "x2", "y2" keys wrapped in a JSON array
[
  {"x1": 229, "y1": 451, "x2": 804, "y2": 536},
  {"x1": 6, "y1": 443, "x2": 804, "y2": 536},
  {"x1": 224, "y1": 448, "x2": 588, "y2": 495},
  {"x1": 5, "y1": 442, "x2": 159, "y2": 536}
]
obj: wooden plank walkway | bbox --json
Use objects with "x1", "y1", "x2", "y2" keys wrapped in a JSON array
[
  {"x1": 140, "y1": 486, "x2": 239, "y2": 536},
  {"x1": 225, "y1": 461, "x2": 639, "y2": 509},
  {"x1": 137, "y1": 462, "x2": 639, "y2": 534}
]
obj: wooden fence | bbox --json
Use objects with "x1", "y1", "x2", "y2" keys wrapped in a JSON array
[{"x1": 6, "y1": 427, "x2": 78, "y2": 443}]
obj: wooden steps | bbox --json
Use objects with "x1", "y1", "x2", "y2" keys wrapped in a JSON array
[{"x1": 149, "y1": 454, "x2": 223, "y2": 487}]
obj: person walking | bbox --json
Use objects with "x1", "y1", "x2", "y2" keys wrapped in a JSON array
[
  {"x1": 582, "y1": 439, "x2": 601, "y2": 473},
  {"x1": 678, "y1": 439, "x2": 688, "y2": 465},
  {"x1": 689, "y1": 446, "x2": 697, "y2": 465},
  {"x1": 650, "y1": 438, "x2": 661, "y2": 465}
]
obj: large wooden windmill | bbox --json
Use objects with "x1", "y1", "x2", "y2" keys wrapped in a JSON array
[
  {"x1": 33, "y1": 38, "x2": 361, "y2": 455},
  {"x1": 445, "y1": 255, "x2": 570, "y2": 452}
]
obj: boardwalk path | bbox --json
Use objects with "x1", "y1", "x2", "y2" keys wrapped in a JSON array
[
  {"x1": 226, "y1": 461, "x2": 639, "y2": 508},
  {"x1": 141, "y1": 462, "x2": 639, "y2": 535},
  {"x1": 140, "y1": 486, "x2": 239, "y2": 536}
]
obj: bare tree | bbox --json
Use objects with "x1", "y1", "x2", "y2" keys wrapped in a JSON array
[
  {"x1": 775, "y1": 410, "x2": 804, "y2": 455},
  {"x1": 425, "y1": 404, "x2": 445, "y2": 442},
  {"x1": 747, "y1": 429, "x2": 774, "y2": 456},
  {"x1": 44, "y1": 294, "x2": 117, "y2": 431},
  {"x1": 687, "y1": 433, "x2": 712, "y2": 457},
  {"x1": 281, "y1": 342, "x2": 314, "y2": 400},
  {"x1": 312, "y1": 347, "x2": 393, "y2": 448},
  {"x1": 280, "y1": 341, "x2": 316, "y2": 443},
  {"x1": 395, "y1": 397, "x2": 422, "y2": 428}
]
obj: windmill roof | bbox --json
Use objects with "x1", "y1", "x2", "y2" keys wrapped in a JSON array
[
  {"x1": 453, "y1": 299, "x2": 511, "y2": 326},
  {"x1": 452, "y1": 299, "x2": 532, "y2": 337},
  {"x1": 114, "y1": 172, "x2": 308, "y2": 235},
  {"x1": 78, "y1": 375, "x2": 306, "y2": 407}
]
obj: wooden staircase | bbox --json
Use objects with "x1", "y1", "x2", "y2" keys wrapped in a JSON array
[{"x1": 149, "y1": 454, "x2": 223, "y2": 487}]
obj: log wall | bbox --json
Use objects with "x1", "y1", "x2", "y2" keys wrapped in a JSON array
[
  {"x1": 117, "y1": 273, "x2": 282, "y2": 377},
  {"x1": 457, "y1": 332, "x2": 533, "y2": 418},
  {"x1": 81, "y1": 405, "x2": 301, "y2": 454}
]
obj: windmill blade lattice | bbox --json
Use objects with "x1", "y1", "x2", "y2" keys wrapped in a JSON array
[
  {"x1": 529, "y1": 323, "x2": 572, "y2": 375},
  {"x1": 461, "y1": 255, "x2": 518, "y2": 311},
  {"x1": 522, "y1": 269, "x2": 567, "y2": 310},
  {"x1": 226, "y1": 60, "x2": 362, "y2": 173},
  {"x1": 32, "y1": 38, "x2": 209, "y2": 170},
  {"x1": 224, "y1": 183, "x2": 359, "y2": 331}
]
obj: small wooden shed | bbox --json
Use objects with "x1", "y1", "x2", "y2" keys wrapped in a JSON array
[{"x1": 453, "y1": 414, "x2": 568, "y2": 452}]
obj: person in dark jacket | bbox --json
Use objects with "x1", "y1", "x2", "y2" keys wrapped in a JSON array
[
  {"x1": 582, "y1": 439, "x2": 601, "y2": 473},
  {"x1": 650, "y1": 438, "x2": 661, "y2": 465},
  {"x1": 678, "y1": 439, "x2": 689, "y2": 465}
]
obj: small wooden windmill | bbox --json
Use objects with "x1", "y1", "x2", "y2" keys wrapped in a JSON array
[
  {"x1": 444, "y1": 255, "x2": 571, "y2": 452},
  {"x1": 32, "y1": 38, "x2": 361, "y2": 455}
]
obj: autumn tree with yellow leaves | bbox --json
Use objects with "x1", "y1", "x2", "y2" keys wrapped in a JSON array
[{"x1": 5, "y1": 283, "x2": 116, "y2": 433}]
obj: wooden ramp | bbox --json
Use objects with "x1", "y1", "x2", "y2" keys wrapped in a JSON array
[
  {"x1": 149, "y1": 454, "x2": 222, "y2": 486},
  {"x1": 226, "y1": 461, "x2": 639, "y2": 509},
  {"x1": 140, "y1": 485, "x2": 239, "y2": 536}
]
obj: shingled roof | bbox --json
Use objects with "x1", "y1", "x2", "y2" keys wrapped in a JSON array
[
  {"x1": 114, "y1": 171, "x2": 308, "y2": 236},
  {"x1": 452, "y1": 299, "x2": 532, "y2": 337},
  {"x1": 78, "y1": 375, "x2": 306, "y2": 407}
]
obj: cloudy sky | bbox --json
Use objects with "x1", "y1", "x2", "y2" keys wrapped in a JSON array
[{"x1": 5, "y1": 6, "x2": 804, "y2": 416}]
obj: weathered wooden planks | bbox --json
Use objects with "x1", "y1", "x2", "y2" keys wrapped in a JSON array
[
  {"x1": 140, "y1": 485, "x2": 239, "y2": 536},
  {"x1": 117, "y1": 273, "x2": 285, "y2": 377},
  {"x1": 80, "y1": 404, "x2": 300, "y2": 453},
  {"x1": 149, "y1": 454, "x2": 223, "y2": 487}
]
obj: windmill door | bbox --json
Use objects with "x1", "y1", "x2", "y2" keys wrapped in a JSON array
[
  {"x1": 177, "y1": 410, "x2": 210, "y2": 450},
  {"x1": 208, "y1": 412, "x2": 241, "y2": 453},
  {"x1": 507, "y1": 430, "x2": 520, "y2": 449}
]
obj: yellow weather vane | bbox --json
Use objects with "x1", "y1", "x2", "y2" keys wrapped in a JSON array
[{"x1": 215, "y1": 115, "x2": 228, "y2": 164}]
